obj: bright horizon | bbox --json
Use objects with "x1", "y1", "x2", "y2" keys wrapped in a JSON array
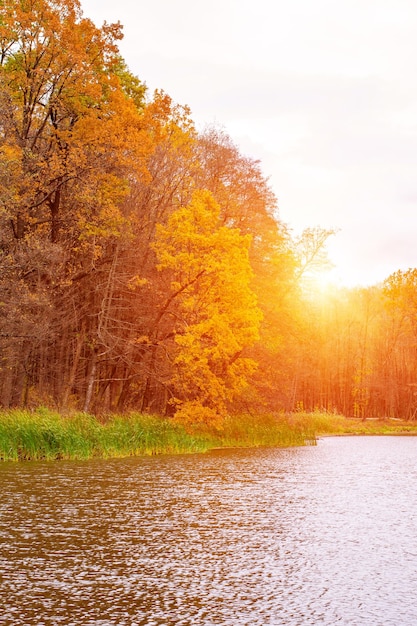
[{"x1": 81, "y1": 0, "x2": 417, "y2": 289}]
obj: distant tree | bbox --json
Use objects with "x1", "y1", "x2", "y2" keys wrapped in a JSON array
[{"x1": 381, "y1": 269, "x2": 417, "y2": 419}]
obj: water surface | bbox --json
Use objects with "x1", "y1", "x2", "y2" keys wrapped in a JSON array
[{"x1": 1, "y1": 436, "x2": 417, "y2": 625}]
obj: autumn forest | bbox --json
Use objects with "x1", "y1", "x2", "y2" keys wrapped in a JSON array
[{"x1": 1, "y1": 0, "x2": 417, "y2": 426}]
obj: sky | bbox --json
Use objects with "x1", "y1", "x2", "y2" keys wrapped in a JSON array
[{"x1": 81, "y1": 0, "x2": 417, "y2": 287}]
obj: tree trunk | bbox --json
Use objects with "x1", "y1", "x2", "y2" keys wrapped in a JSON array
[
  {"x1": 62, "y1": 325, "x2": 85, "y2": 409},
  {"x1": 83, "y1": 353, "x2": 97, "y2": 413}
]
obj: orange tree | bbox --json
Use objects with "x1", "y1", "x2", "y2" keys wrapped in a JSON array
[
  {"x1": 153, "y1": 189, "x2": 262, "y2": 427},
  {"x1": 0, "y1": 0, "x2": 148, "y2": 406}
]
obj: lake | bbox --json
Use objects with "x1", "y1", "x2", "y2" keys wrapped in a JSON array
[{"x1": 1, "y1": 436, "x2": 417, "y2": 625}]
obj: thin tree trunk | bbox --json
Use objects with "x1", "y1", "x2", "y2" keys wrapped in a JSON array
[
  {"x1": 62, "y1": 324, "x2": 85, "y2": 409},
  {"x1": 83, "y1": 353, "x2": 97, "y2": 413}
]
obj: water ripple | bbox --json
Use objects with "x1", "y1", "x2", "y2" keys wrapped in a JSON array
[{"x1": 1, "y1": 437, "x2": 417, "y2": 624}]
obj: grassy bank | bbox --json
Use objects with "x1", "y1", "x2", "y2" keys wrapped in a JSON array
[
  {"x1": 0, "y1": 409, "x2": 209, "y2": 461},
  {"x1": 1, "y1": 409, "x2": 416, "y2": 462},
  {"x1": 299, "y1": 412, "x2": 417, "y2": 436},
  {"x1": 0, "y1": 409, "x2": 315, "y2": 461}
]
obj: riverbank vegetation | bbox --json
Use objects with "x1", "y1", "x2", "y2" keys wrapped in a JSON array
[
  {"x1": 1, "y1": 409, "x2": 417, "y2": 462},
  {"x1": 2, "y1": 0, "x2": 417, "y2": 428},
  {"x1": 0, "y1": 409, "x2": 315, "y2": 461}
]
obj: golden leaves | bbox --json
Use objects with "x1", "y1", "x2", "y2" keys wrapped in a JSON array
[{"x1": 153, "y1": 189, "x2": 262, "y2": 423}]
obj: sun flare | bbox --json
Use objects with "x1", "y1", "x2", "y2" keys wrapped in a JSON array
[{"x1": 301, "y1": 266, "x2": 348, "y2": 300}]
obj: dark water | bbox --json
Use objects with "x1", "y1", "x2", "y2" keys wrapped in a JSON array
[{"x1": 1, "y1": 436, "x2": 417, "y2": 625}]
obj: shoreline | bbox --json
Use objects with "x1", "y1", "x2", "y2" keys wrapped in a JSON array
[{"x1": 1, "y1": 409, "x2": 417, "y2": 462}]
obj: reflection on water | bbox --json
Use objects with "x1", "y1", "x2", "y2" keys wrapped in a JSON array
[{"x1": 1, "y1": 437, "x2": 417, "y2": 625}]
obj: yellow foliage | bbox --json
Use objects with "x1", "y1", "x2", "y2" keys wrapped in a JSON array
[
  {"x1": 153, "y1": 189, "x2": 262, "y2": 419},
  {"x1": 173, "y1": 401, "x2": 225, "y2": 431},
  {"x1": 127, "y1": 276, "x2": 148, "y2": 290}
]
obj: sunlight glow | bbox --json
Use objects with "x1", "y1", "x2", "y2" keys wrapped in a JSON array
[
  {"x1": 302, "y1": 272, "x2": 337, "y2": 301},
  {"x1": 301, "y1": 265, "x2": 352, "y2": 301}
]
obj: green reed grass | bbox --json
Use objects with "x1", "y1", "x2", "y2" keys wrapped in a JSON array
[
  {"x1": 0, "y1": 409, "x2": 209, "y2": 461},
  {"x1": 2, "y1": 408, "x2": 415, "y2": 462},
  {"x1": 207, "y1": 412, "x2": 316, "y2": 449},
  {"x1": 0, "y1": 408, "x2": 316, "y2": 461}
]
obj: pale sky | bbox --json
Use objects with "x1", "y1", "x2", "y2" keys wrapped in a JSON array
[{"x1": 81, "y1": 0, "x2": 417, "y2": 287}]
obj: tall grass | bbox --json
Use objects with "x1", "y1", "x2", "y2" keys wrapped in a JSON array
[
  {"x1": 209, "y1": 412, "x2": 316, "y2": 449},
  {"x1": 0, "y1": 409, "x2": 209, "y2": 461},
  {"x1": 0, "y1": 409, "x2": 316, "y2": 462},
  {"x1": 1, "y1": 408, "x2": 415, "y2": 462}
]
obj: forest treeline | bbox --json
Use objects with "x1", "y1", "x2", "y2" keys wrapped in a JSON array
[{"x1": 1, "y1": 0, "x2": 416, "y2": 424}]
